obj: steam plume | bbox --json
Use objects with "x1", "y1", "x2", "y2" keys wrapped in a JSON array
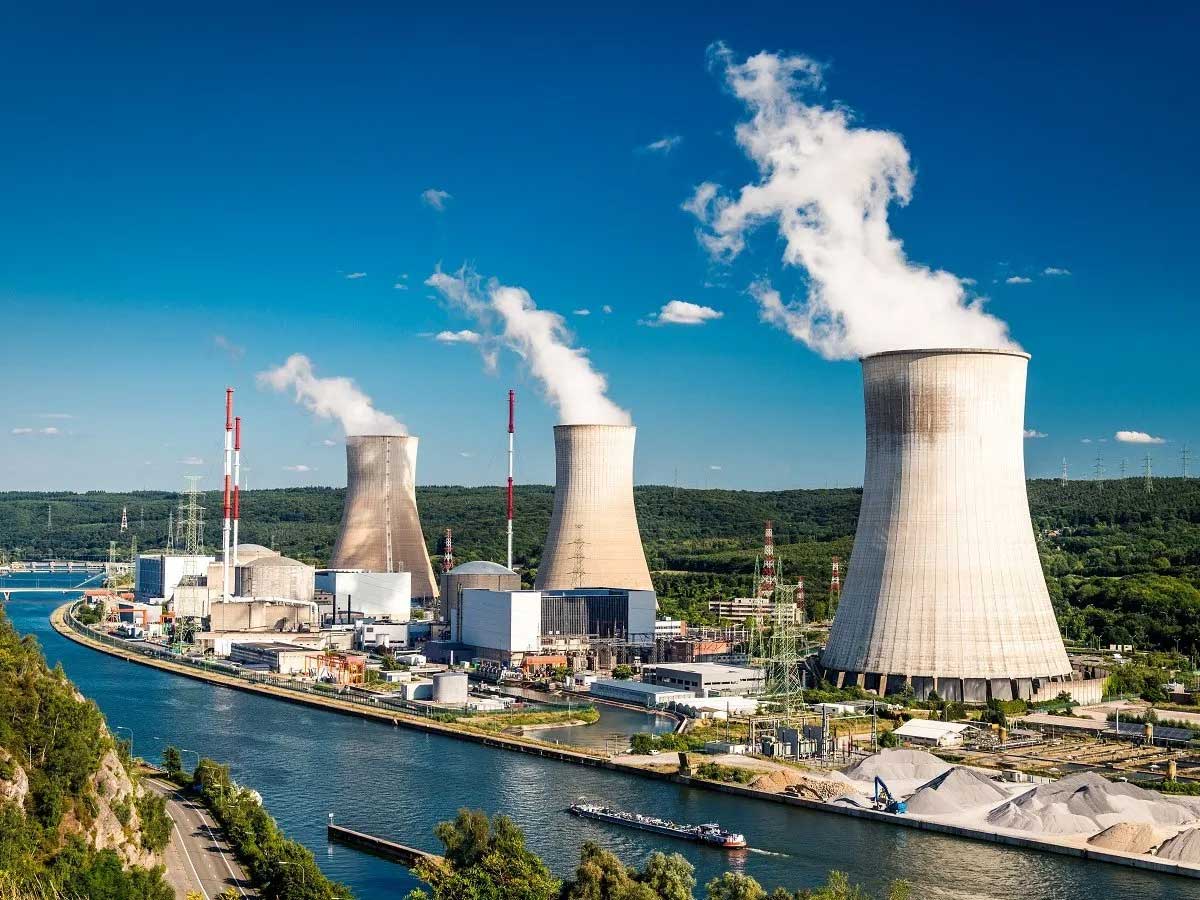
[
  {"x1": 426, "y1": 268, "x2": 631, "y2": 426},
  {"x1": 258, "y1": 354, "x2": 407, "y2": 435},
  {"x1": 687, "y1": 44, "x2": 1016, "y2": 360}
]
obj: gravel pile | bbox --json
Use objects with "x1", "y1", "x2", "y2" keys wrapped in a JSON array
[
  {"x1": 904, "y1": 766, "x2": 1008, "y2": 816},
  {"x1": 843, "y1": 749, "x2": 952, "y2": 785},
  {"x1": 1086, "y1": 821, "x2": 1163, "y2": 855},
  {"x1": 1156, "y1": 827, "x2": 1200, "y2": 864},
  {"x1": 987, "y1": 773, "x2": 1199, "y2": 835}
]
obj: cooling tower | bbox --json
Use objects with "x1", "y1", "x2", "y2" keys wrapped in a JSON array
[
  {"x1": 821, "y1": 349, "x2": 1071, "y2": 702},
  {"x1": 535, "y1": 424, "x2": 653, "y2": 591},
  {"x1": 330, "y1": 435, "x2": 439, "y2": 600}
]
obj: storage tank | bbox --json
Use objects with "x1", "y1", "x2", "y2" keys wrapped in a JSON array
[
  {"x1": 330, "y1": 435, "x2": 439, "y2": 600},
  {"x1": 432, "y1": 671, "x2": 469, "y2": 704},
  {"x1": 440, "y1": 560, "x2": 520, "y2": 623},
  {"x1": 535, "y1": 425, "x2": 653, "y2": 591},
  {"x1": 233, "y1": 555, "x2": 315, "y2": 603},
  {"x1": 821, "y1": 349, "x2": 1072, "y2": 702}
]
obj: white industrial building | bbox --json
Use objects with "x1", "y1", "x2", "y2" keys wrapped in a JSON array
[
  {"x1": 207, "y1": 598, "x2": 318, "y2": 633},
  {"x1": 316, "y1": 569, "x2": 412, "y2": 621},
  {"x1": 355, "y1": 619, "x2": 411, "y2": 650},
  {"x1": 589, "y1": 679, "x2": 695, "y2": 708},
  {"x1": 135, "y1": 553, "x2": 214, "y2": 604},
  {"x1": 649, "y1": 663, "x2": 765, "y2": 697},
  {"x1": 207, "y1": 544, "x2": 280, "y2": 598},
  {"x1": 233, "y1": 556, "x2": 315, "y2": 604},
  {"x1": 451, "y1": 587, "x2": 657, "y2": 663},
  {"x1": 891, "y1": 720, "x2": 980, "y2": 749},
  {"x1": 821, "y1": 349, "x2": 1073, "y2": 702}
]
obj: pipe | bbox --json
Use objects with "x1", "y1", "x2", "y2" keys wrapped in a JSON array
[
  {"x1": 506, "y1": 389, "x2": 515, "y2": 571},
  {"x1": 222, "y1": 388, "x2": 233, "y2": 601}
]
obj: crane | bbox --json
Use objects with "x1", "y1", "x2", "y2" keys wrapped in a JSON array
[{"x1": 873, "y1": 777, "x2": 907, "y2": 814}]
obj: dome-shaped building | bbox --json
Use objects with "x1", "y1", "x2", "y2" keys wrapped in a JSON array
[
  {"x1": 234, "y1": 554, "x2": 315, "y2": 603},
  {"x1": 439, "y1": 560, "x2": 520, "y2": 622}
]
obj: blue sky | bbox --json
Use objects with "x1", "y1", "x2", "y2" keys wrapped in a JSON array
[{"x1": 2, "y1": 2, "x2": 1196, "y2": 492}]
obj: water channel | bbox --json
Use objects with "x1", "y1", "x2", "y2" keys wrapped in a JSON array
[{"x1": 3, "y1": 575, "x2": 1197, "y2": 900}]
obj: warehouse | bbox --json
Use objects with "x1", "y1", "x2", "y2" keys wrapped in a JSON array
[
  {"x1": 649, "y1": 663, "x2": 764, "y2": 697},
  {"x1": 228, "y1": 641, "x2": 311, "y2": 674},
  {"x1": 588, "y1": 679, "x2": 695, "y2": 708},
  {"x1": 316, "y1": 569, "x2": 411, "y2": 621},
  {"x1": 892, "y1": 719, "x2": 980, "y2": 749},
  {"x1": 134, "y1": 553, "x2": 214, "y2": 604}
]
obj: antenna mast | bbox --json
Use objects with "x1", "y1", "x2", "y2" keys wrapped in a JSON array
[
  {"x1": 506, "y1": 389, "x2": 515, "y2": 571},
  {"x1": 442, "y1": 527, "x2": 455, "y2": 575},
  {"x1": 758, "y1": 520, "x2": 777, "y2": 600}
]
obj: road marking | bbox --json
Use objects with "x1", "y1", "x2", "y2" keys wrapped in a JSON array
[{"x1": 166, "y1": 802, "x2": 210, "y2": 900}]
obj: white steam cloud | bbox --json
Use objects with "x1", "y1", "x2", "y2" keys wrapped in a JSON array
[
  {"x1": 1115, "y1": 430, "x2": 1165, "y2": 445},
  {"x1": 258, "y1": 354, "x2": 407, "y2": 436},
  {"x1": 687, "y1": 44, "x2": 1016, "y2": 360},
  {"x1": 426, "y1": 268, "x2": 631, "y2": 426}
]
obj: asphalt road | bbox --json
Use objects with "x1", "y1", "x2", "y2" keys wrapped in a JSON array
[{"x1": 144, "y1": 777, "x2": 256, "y2": 899}]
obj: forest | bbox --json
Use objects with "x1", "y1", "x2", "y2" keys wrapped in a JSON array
[{"x1": 2, "y1": 476, "x2": 1198, "y2": 655}]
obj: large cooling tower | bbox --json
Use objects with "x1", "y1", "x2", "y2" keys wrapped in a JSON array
[
  {"x1": 535, "y1": 424, "x2": 653, "y2": 591},
  {"x1": 330, "y1": 435, "x2": 439, "y2": 600},
  {"x1": 821, "y1": 349, "x2": 1071, "y2": 702}
]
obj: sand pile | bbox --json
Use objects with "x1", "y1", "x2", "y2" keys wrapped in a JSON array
[
  {"x1": 843, "y1": 749, "x2": 951, "y2": 785},
  {"x1": 751, "y1": 768, "x2": 854, "y2": 801},
  {"x1": 1087, "y1": 821, "x2": 1163, "y2": 855},
  {"x1": 987, "y1": 773, "x2": 1199, "y2": 836},
  {"x1": 904, "y1": 766, "x2": 1008, "y2": 816},
  {"x1": 1156, "y1": 827, "x2": 1200, "y2": 864}
]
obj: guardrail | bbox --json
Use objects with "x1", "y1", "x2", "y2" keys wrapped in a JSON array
[{"x1": 63, "y1": 604, "x2": 594, "y2": 723}]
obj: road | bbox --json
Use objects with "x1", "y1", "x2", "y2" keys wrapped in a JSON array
[{"x1": 144, "y1": 777, "x2": 256, "y2": 899}]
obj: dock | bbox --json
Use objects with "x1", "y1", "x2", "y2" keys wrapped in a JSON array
[{"x1": 327, "y1": 820, "x2": 443, "y2": 866}]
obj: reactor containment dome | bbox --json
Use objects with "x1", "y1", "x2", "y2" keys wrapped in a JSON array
[
  {"x1": 329, "y1": 434, "x2": 439, "y2": 600},
  {"x1": 821, "y1": 349, "x2": 1072, "y2": 702},
  {"x1": 535, "y1": 424, "x2": 653, "y2": 592}
]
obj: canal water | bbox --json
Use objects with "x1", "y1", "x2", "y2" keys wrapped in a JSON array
[{"x1": 4, "y1": 575, "x2": 1198, "y2": 900}]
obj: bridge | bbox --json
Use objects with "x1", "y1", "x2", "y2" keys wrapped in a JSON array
[{"x1": 0, "y1": 570, "x2": 109, "y2": 602}]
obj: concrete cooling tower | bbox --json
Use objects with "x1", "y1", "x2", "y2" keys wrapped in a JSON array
[
  {"x1": 330, "y1": 435, "x2": 439, "y2": 600},
  {"x1": 821, "y1": 349, "x2": 1072, "y2": 702},
  {"x1": 535, "y1": 424, "x2": 653, "y2": 591}
]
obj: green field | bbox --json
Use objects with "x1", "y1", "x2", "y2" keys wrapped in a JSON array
[{"x1": 3, "y1": 477, "x2": 1198, "y2": 655}]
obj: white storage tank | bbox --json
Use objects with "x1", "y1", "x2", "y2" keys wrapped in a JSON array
[{"x1": 432, "y1": 671, "x2": 469, "y2": 704}]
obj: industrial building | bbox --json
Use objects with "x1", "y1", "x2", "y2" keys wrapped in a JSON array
[
  {"x1": 206, "y1": 544, "x2": 280, "y2": 598},
  {"x1": 228, "y1": 641, "x2": 312, "y2": 674},
  {"x1": 355, "y1": 619, "x2": 411, "y2": 650},
  {"x1": 588, "y1": 678, "x2": 696, "y2": 708},
  {"x1": 891, "y1": 719, "x2": 980, "y2": 749},
  {"x1": 134, "y1": 553, "x2": 214, "y2": 604},
  {"x1": 233, "y1": 555, "x2": 316, "y2": 603},
  {"x1": 649, "y1": 663, "x2": 764, "y2": 697},
  {"x1": 708, "y1": 597, "x2": 798, "y2": 625},
  {"x1": 432, "y1": 671, "x2": 469, "y2": 704},
  {"x1": 329, "y1": 435, "x2": 439, "y2": 600},
  {"x1": 440, "y1": 560, "x2": 520, "y2": 624},
  {"x1": 821, "y1": 349, "x2": 1073, "y2": 702},
  {"x1": 208, "y1": 598, "x2": 317, "y2": 633},
  {"x1": 316, "y1": 569, "x2": 412, "y2": 621},
  {"x1": 450, "y1": 587, "x2": 657, "y2": 665},
  {"x1": 535, "y1": 425, "x2": 653, "y2": 592}
]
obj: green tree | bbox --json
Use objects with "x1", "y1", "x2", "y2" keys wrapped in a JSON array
[
  {"x1": 162, "y1": 746, "x2": 183, "y2": 779},
  {"x1": 706, "y1": 872, "x2": 767, "y2": 900},
  {"x1": 612, "y1": 665, "x2": 634, "y2": 680},
  {"x1": 640, "y1": 851, "x2": 696, "y2": 900}
]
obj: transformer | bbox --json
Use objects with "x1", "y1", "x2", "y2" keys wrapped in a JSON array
[
  {"x1": 821, "y1": 349, "x2": 1072, "y2": 702},
  {"x1": 535, "y1": 424, "x2": 653, "y2": 591},
  {"x1": 329, "y1": 435, "x2": 439, "y2": 600}
]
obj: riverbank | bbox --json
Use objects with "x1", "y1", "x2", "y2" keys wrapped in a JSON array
[{"x1": 51, "y1": 603, "x2": 1200, "y2": 882}]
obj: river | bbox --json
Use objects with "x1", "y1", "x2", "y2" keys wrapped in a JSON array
[{"x1": 3, "y1": 574, "x2": 1197, "y2": 900}]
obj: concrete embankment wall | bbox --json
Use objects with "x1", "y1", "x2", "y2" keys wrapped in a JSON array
[{"x1": 51, "y1": 604, "x2": 1200, "y2": 882}]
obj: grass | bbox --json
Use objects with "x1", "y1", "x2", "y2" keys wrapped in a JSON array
[{"x1": 457, "y1": 707, "x2": 601, "y2": 733}]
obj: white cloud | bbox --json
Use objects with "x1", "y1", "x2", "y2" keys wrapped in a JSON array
[
  {"x1": 394, "y1": 282, "x2": 409, "y2": 290},
  {"x1": 426, "y1": 267, "x2": 630, "y2": 426},
  {"x1": 39, "y1": 427, "x2": 60, "y2": 436},
  {"x1": 1023, "y1": 429, "x2": 1047, "y2": 439},
  {"x1": 1043, "y1": 267, "x2": 1071, "y2": 276},
  {"x1": 434, "y1": 329, "x2": 482, "y2": 344},
  {"x1": 709, "y1": 464, "x2": 722, "y2": 471},
  {"x1": 283, "y1": 464, "x2": 314, "y2": 472},
  {"x1": 1115, "y1": 430, "x2": 1166, "y2": 444},
  {"x1": 960, "y1": 277, "x2": 977, "y2": 286},
  {"x1": 1005, "y1": 276, "x2": 1032, "y2": 285},
  {"x1": 180, "y1": 456, "x2": 205, "y2": 465},
  {"x1": 38, "y1": 413, "x2": 73, "y2": 420},
  {"x1": 345, "y1": 272, "x2": 367, "y2": 279},
  {"x1": 687, "y1": 44, "x2": 1016, "y2": 360},
  {"x1": 1081, "y1": 438, "x2": 1093, "y2": 444},
  {"x1": 212, "y1": 334, "x2": 246, "y2": 360},
  {"x1": 10, "y1": 427, "x2": 33, "y2": 435},
  {"x1": 321, "y1": 439, "x2": 338, "y2": 447},
  {"x1": 421, "y1": 188, "x2": 452, "y2": 211},
  {"x1": 459, "y1": 451, "x2": 472, "y2": 458},
  {"x1": 257, "y1": 354, "x2": 407, "y2": 436},
  {"x1": 573, "y1": 308, "x2": 591, "y2": 316},
  {"x1": 642, "y1": 135, "x2": 683, "y2": 154},
  {"x1": 601, "y1": 305, "x2": 613, "y2": 314},
  {"x1": 644, "y1": 300, "x2": 723, "y2": 326}
]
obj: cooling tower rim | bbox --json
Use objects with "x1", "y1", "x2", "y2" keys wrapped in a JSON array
[
  {"x1": 552, "y1": 423, "x2": 636, "y2": 432},
  {"x1": 345, "y1": 433, "x2": 417, "y2": 441},
  {"x1": 859, "y1": 347, "x2": 1031, "y2": 362}
]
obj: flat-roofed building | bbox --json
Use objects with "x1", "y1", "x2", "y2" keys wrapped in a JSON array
[
  {"x1": 649, "y1": 663, "x2": 764, "y2": 697},
  {"x1": 228, "y1": 641, "x2": 311, "y2": 674},
  {"x1": 589, "y1": 678, "x2": 696, "y2": 708}
]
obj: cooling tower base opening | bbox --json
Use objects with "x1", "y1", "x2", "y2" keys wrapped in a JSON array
[{"x1": 822, "y1": 667, "x2": 1075, "y2": 702}]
